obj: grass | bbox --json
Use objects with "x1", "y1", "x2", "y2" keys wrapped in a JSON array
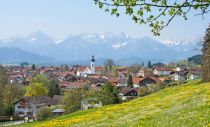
[{"x1": 15, "y1": 80, "x2": 210, "y2": 127}]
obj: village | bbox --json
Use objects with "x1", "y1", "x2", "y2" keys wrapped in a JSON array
[{"x1": 0, "y1": 55, "x2": 201, "y2": 123}]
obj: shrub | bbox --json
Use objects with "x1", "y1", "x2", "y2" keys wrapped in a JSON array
[
  {"x1": 36, "y1": 107, "x2": 52, "y2": 120},
  {"x1": 138, "y1": 86, "x2": 150, "y2": 97},
  {"x1": 61, "y1": 89, "x2": 83, "y2": 113},
  {"x1": 138, "y1": 84, "x2": 162, "y2": 97}
]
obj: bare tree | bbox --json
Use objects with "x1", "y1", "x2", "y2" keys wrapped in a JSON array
[{"x1": 202, "y1": 24, "x2": 210, "y2": 82}]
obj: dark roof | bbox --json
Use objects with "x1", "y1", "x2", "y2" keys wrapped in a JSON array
[
  {"x1": 170, "y1": 71, "x2": 188, "y2": 76},
  {"x1": 14, "y1": 96, "x2": 58, "y2": 105},
  {"x1": 120, "y1": 87, "x2": 137, "y2": 95}
]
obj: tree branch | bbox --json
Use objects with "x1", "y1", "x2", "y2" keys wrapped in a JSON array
[{"x1": 95, "y1": 0, "x2": 209, "y2": 8}]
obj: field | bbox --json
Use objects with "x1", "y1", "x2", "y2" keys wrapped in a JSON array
[{"x1": 16, "y1": 80, "x2": 210, "y2": 127}]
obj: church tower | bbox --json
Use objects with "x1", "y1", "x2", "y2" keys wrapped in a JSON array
[{"x1": 91, "y1": 55, "x2": 95, "y2": 74}]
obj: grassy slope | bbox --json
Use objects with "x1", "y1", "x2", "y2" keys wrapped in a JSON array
[{"x1": 17, "y1": 80, "x2": 210, "y2": 127}]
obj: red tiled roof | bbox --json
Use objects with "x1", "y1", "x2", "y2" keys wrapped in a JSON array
[
  {"x1": 89, "y1": 75, "x2": 101, "y2": 79},
  {"x1": 95, "y1": 67, "x2": 103, "y2": 71},
  {"x1": 147, "y1": 76, "x2": 161, "y2": 82},
  {"x1": 132, "y1": 78, "x2": 144, "y2": 84},
  {"x1": 56, "y1": 71, "x2": 75, "y2": 77},
  {"x1": 78, "y1": 66, "x2": 89, "y2": 71}
]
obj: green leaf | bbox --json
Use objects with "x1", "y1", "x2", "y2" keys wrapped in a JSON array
[{"x1": 111, "y1": 8, "x2": 118, "y2": 15}]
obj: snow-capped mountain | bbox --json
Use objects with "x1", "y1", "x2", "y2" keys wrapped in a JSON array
[{"x1": 0, "y1": 31, "x2": 201, "y2": 64}]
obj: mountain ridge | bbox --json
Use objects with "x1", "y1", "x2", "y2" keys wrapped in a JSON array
[{"x1": 0, "y1": 31, "x2": 201, "y2": 63}]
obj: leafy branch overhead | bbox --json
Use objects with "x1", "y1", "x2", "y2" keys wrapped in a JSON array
[{"x1": 94, "y1": 0, "x2": 210, "y2": 36}]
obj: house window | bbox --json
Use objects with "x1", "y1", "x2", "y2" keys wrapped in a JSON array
[
  {"x1": 18, "y1": 106, "x2": 25, "y2": 109},
  {"x1": 18, "y1": 112, "x2": 25, "y2": 115}
]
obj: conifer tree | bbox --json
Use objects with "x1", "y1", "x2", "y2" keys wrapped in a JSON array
[{"x1": 127, "y1": 74, "x2": 133, "y2": 88}]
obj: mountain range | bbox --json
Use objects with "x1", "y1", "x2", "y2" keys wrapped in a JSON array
[
  {"x1": 0, "y1": 47, "x2": 54, "y2": 64},
  {"x1": 0, "y1": 31, "x2": 201, "y2": 65}
]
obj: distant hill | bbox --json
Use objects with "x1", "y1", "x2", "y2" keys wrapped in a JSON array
[
  {"x1": 0, "y1": 32, "x2": 201, "y2": 63},
  {"x1": 188, "y1": 55, "x2": 202, "y2": 65},
  {"x1": 16, "y1": 80, "x2": 210, "y2": 127},
  {"x1": 0, "y1": 47, "x2": 55, "y2": 64}
]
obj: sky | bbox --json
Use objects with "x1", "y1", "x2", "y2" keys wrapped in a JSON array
[{"x1": 0, "y1": 0, "x2": 209, "y2": 41}]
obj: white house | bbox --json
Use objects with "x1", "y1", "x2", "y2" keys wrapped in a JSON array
[
  {"x1": 187, "y1": 70, "x2": 201, "y2": 80},
  {"x1": 137, "y1": 70, "x2": 145, "y2": 77},
  {"x1": 14, "y1": 96, "x2": 58, "y2": 117},
  {"x1": 153, "y1": 67, "x2": 173, "y2": 76},
  {"x1": 77, "y1": 67, "x2": 92, "y2": 77},
  {"x1": 116, "y1": 73, "x2": 127, "y2": 87},
  {"x1": 119, "y1": 87, "x2": 138, "y2": 101},
  {"x1": 170, "y1": 71, "x2": 188, "y2": 81},
  {"x1": 81, "y1": 98, "x2": 102, "y2": 110}
]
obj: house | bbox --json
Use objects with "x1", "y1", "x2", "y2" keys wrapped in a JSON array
[
  {"x1": 14, "y1": 96, "x2": 58, "y2": 117},
  {"x1": 116, "y1": 74, "x2": 127, "y2": 87},
  {"x1": 117, "y1": 78, "x2": 127, "y2": 87},
  {"x1": 187, "y1": 70, "x2": 201, "y2": 80},
  {"x1": 76, "y1": 67, "x2": 92, "y2": 77},
  {"x1": 132, "y1": 78, "x2": 144, "y2": 88},
  {"x1": 90, "y1": 77, "x2": 108, "y2": 87},
  {"x1": 170, "y1": 71, "x2": 188, "y2": 81},
  {"x1": 137, "y1": 70, "x2": 145, "y2": 78},
  {"x1": 119, "y1": 87, "x2": 138, "y2": 101},
  {"x1": 159, "y1": 77, "x2": 171, "y2": 84},
  {"x1": 57, "y1": 72, "x2": 77, "y2": 82},
  {"x1": 81, "y1": 98, "x2": 102, "y2": 110},
  {"x1": 153, "y1": 67, "x2": 173, "y2": 76},
  {"x1": 109, "y1": 78, "x2": 118, "y2": 86},
  {"x1": 76, "y1": 56, "x2": 96, "y2": 77},
  {"x1": 138, "y1": 77, "x2": 161, "y2": 87}
]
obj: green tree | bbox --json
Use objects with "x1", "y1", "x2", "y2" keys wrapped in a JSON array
[
  {"x1": 127, "y1": 74, "x2": 133, "y2": 88},
  {"x1": 94, "y1": 0, "x2": 210, "y2": 35},
  {"x1": 25, "y1": 83, "x2": 48, "y2": 97},
  {"x1": 20, "y1": 62, "x2": 29, "y2": 68},
  {"x1": 61, "y1": 89, "x2": 83, "y2": 113},
  {"x1": 31, "y1": 74, "x2": 50, "y2": 89},
  {"x1": 63, "y1": 64, "x2": 69, "y2": 71},
  {"x1": 104, "y1": 59, "x2": 114, "y2": 73},
  {"x1": 36, "y1": 106, "x2": 52, "y2": 120},
  {"x1": 148, "y1": 61, "x2": 152, "y2": 68},
  {"x1": 32, "y1": 64, "x2": 36, "y2": 70},
  {"x1": 152, "y1": 62, "x2": 165, "y2": 67},
  {"x1": 141, "y1": 62, "x2": 144, "y2": 67},
  {"x1": 202, "y1": 24, "x2": 210, "y2": 82},
  {"x1": 0, "y1": 66, "x2": 8, "y2": 115},
  {"x1": 0, "y1": 66, "x2": 26, "y2": 115},
  {"x1": 48, "y1": 80, "x2": 60, "y2": 98},
  {"x1": 3, "y1": 85, "x2": 25, "y2": 108},
  {"x1": 98, "y1": 82, "x2": 119, "y2": 105}
]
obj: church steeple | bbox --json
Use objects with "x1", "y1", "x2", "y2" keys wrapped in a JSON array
[
  {"x1": 91, "y1": 55, "x2": 95, "y2": 62},
  {"x1": 91, "y1": 55, "x2": 95, "y2": 74}
]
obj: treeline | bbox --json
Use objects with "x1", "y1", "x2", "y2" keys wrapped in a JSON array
[{"x1": 0, "y1": 66, "x2": 25, "y2": 116}]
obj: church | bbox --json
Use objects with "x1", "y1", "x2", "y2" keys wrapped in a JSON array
[{"x1": 76, "y1": 56, "x2": 96, "y2": 77}]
